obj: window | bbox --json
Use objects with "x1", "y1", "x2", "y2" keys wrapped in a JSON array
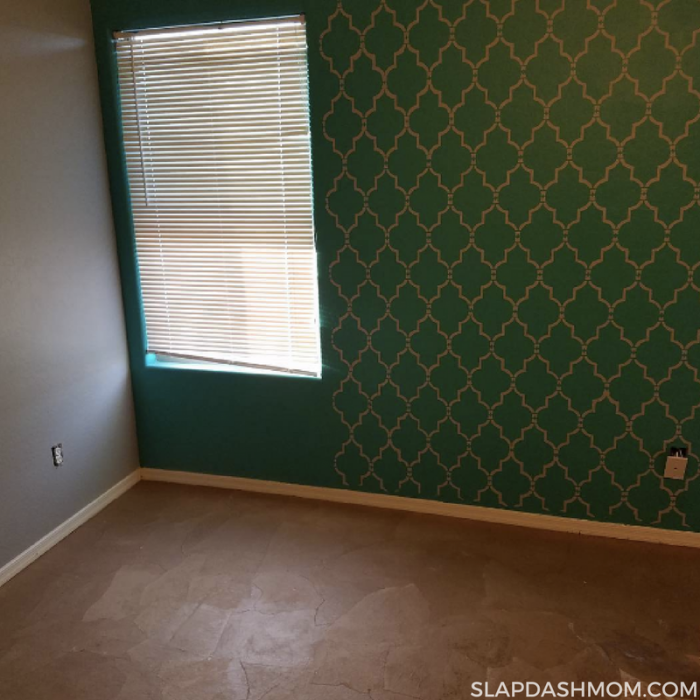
[{"x1": 115, "y1": 16, "x2": 321, "y2": 377}]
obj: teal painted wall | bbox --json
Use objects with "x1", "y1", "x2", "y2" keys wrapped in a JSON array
[{"x1": 93, "y1": 0, "x2": 700, "y2": 532}]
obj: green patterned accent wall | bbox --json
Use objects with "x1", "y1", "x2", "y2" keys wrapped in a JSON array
[
  {"x1": 92, "y1": 0, "x2": 700, "y2": 534},
  {"x1": 320, "y1": 0, "x2": 700, "y2": 529}
]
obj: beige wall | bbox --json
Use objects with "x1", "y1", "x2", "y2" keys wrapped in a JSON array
[{"x1": 0, "y1": 0, "x2": 139, "y2": 568}]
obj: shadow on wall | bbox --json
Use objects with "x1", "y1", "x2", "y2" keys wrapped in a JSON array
[{"x1": 0, "y1": 0, "x2": 91, "y2": 44}]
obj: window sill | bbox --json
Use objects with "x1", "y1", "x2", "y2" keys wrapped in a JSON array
[{"x1": 144, "y1": 354, "x2": 322, "y2": 380}]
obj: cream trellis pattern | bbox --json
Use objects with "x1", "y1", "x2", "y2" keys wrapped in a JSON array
[{"x1": 320, "y1": 0, "x2": 700, "y2": 530}]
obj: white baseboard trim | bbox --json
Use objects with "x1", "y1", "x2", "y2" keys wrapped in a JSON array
[
  {"x1": 141, "y1": 468, "x2": 700, "y2": 549},
  {"x1": 2, "y1": 465, "x2": 696, "y2": 591},
  {"x1": 0, "y1": 470, "x2": 141, "y2": 588}
]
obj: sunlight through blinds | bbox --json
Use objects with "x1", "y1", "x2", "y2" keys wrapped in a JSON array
[{"x1": 115, "y1": 16, "x2": 321, "y2": 377}]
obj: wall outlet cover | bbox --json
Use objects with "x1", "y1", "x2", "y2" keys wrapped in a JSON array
[
  {"x1": 51, "y1": 444, "x2": 64, "y2": 467},
  {"x1": 664, "y1": 455, "x2": 687, "y2": 480}
]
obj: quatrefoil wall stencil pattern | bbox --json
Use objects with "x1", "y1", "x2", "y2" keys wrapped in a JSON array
[{"x1": 316, "y1": 0, "x2": 700, "y2": 531}]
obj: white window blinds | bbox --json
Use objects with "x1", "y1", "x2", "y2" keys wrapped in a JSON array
[{"x1": 115, "y1": 16, "x2": 321, "y2": 377}]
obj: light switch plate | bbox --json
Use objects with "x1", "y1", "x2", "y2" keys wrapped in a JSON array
[{"x1": 664, "y1": 455, "x2": 687, "y2": 480}]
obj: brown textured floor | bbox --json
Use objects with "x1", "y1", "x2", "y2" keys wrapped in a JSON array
[{"x1": 1, "y1": 483, "x2": 699, "y2": 700}]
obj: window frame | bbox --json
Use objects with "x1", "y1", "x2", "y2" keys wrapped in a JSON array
[{"x1": 91, "y1": 0, "x2": 323, "y2": 381}]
